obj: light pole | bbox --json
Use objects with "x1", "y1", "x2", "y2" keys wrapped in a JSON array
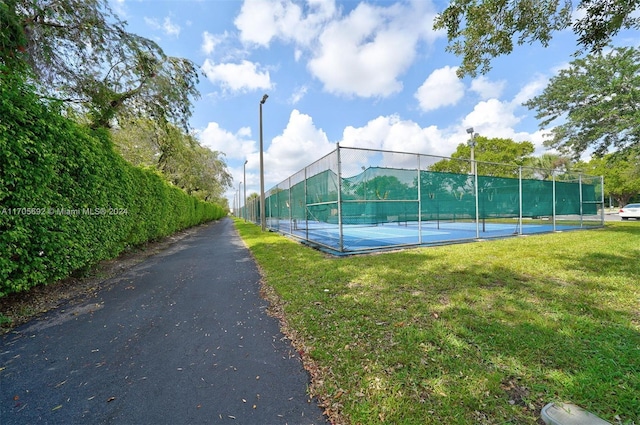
[
  {"x1": 243, "y1": 160, "x2": 248, "y2": 222},
  {"x1": 234, "y1": 191, "x2": 238, "y2": 217},
  {"x1": 466, "y1": 127, "x2": 478, "y2": 175},
  {"x1": 259, "y1": 94, "x2": 268, "y2": 231},
  {"x1": 466, "y1": 127, "x2": 480, "y2": 237},
  {"x1": 238, "y1": 181, "x2": 242, "y2": 218}
]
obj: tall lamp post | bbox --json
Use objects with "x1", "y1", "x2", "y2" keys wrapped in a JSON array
[
  {"x1": 238, "y1": 181, "x2": 242, "y2": 218},
  {"x1": 466, "y1": 127, "x2": 480, "y2": 237},
  {"x1": 466, "y1": 127, "x2": 478, "y2": 175},
  {"x1": 259, "y1": 94, "x2": 268, "y2": 231},
  {"x1": 243, "y1": 160, "x2": 248, "y2": 222}
]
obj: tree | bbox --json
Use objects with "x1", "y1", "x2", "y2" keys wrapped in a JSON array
[
  {"x1": 433, "y1": 0, "x2": 640, "y2": 77},
  {"x1": 525, "y1": 153, "x2": 573, "y2": 179},
  {"x1": 525, "y1": 46, "x2": 640, "y2": 158},
  {"x1": 111, "y1": 118, "x2": 233, "y2": 203},
  {"x1": 429, "y1": 136, "x2": 535, "y2": 177},
  {"x1": 0, "y1": 0, "x2": 29, "y2": 73},
  {"x1": 4, "y1": 0, "x2": 199, "y2": 129},
  {"x1": 580, "y1": 151, "x2": 640, "y2": 206}
]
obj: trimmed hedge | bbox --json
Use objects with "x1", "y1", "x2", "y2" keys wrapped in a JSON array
[{"x1": 0, "y1": 72, "x2": 225, "y2": 296}]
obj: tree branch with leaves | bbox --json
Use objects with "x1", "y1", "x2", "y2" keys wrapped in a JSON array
[
  {"x1": 5, "y1": 0, "x2": 199, "y2": 129},
  {"x1": 525, "y1": 46, "x2": 640, "y2": 158},
  {"x1": 434, "y1": 0, "x2": 640, "y2": 77}
]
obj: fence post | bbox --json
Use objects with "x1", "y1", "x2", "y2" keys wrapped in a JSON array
[
  {"x1": 579, "y1": 174, "x2": 584, "y2": 228},
  {"x1": 336, "y1": 143, "x2": 344, "y2": 252},
  {"x1": 417, "y1": 154, "x2": 422, "y2": 245},
  {"x1": 519, "y1": 166, "x2": 523, "y2": 235},
  {"x1": 552, "y1": 171, "x2": 557, "y2": 231},
  {"x1": 474, "y1": 159, "x2": 480, "y2": 238},
  {"x1": 600, "y1": 176, "x2": 605, "y2": 225}
]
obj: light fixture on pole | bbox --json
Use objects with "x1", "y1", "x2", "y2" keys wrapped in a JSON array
[
  {"x1": 259, "y1": 94, "x2": 268, "y2": 231},
  {"x1": 243, "y1": 160, "x2": 248, "y2": 222}
]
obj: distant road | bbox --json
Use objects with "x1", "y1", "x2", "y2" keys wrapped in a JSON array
[{"x1": 1, "y1": 218, "x2": 328, "y2": 425}]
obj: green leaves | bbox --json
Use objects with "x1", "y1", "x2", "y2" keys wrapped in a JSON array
[
  {"x1": 430, "y1": 136, "x2": 535, "y2": 177},
  {"x1": 7, "y1": 0, "x2": 200, "y2": 130},
  {"x1": 434, "y1": 0, "x2": 572, "y2": 77},
  {"x1": 525, "y1": 46, "x2": 640, "y2": 158},
  {"x1": 434, "y1": 0, "x2": 640, "y2": 77},
  {"x1": 0, "y1": 71, "x2": 224, "y2": 297}
]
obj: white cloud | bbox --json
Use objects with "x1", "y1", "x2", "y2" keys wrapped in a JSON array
[
  {"x1": 289, "y1": 85, "x2": 308, "y2": 104},
  {"x1": 199, "y1": 122, "x2": 256, "y2": 160},
  {"x1": 461, "y1": 94, "x2": 549, "y2": 154},
  {"x1": 470, "y1": 75, "x2": 506, "y2": 100},
  {"x1": 263, "y1": 109, "x2": 334, "y2": 183},
  {"x1": 415, "y1": 65, "x2": 465, "y2": 111},
  {"x1": 163, "y1": 17, "x2": 181, "y2": 37},
  {"x1": 234, "y1": 0, "x2": 337, "y2": 47},
  {"x1": 144, "y1": 16, "x2": 181, "y2": 37},
  {"x1": 234, "y1": 0, "x2": 439, "y2": 98},
  {"x1": 340, "y1": 115, "x2": 455, "y2": 158},
  {"x1": 464, "y1": 99, "x2": 520, "y2": 133},
  {"x1": 511, "y1": 73, "x2": 547, "y2": 105},
  {"x1": 201, "y1": 31, "x2": 227, "y2": 55},
  {"x1": 202, "y1": 59, "x2": 272, "y2": 92},
  {"x1": 308, "y1": 2, "x2": 437, "y2": 98}
]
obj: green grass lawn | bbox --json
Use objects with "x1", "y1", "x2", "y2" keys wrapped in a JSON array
[{"x1": 234, "y1": 219, "x2": 640, "y2": 425}]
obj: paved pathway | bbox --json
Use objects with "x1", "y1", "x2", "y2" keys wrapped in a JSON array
[{"x1": 1, "y1": 218, "x2": 328, "y2": 424}]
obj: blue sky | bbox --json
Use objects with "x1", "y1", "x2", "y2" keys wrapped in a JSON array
[{"x1": 110, "y1": 0, "x2": 638, "y2": 206}]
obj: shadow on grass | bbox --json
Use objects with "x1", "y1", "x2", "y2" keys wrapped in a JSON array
[{"x1": 235, "y1": 219, "x2": 639, "y2": 424}]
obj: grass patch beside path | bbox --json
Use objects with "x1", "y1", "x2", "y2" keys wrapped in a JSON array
[{"x1": 235, "y1": 219, "x2": 640, "y2": 425}]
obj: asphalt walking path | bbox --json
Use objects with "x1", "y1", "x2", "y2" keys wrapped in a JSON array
[{"x1": 1, "y1": 218, "x2": 328, "y2": 424}]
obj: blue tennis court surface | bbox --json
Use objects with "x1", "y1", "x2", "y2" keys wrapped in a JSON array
[{"x1": 271, "y1": 219, "x2": 591, "y2": 254}]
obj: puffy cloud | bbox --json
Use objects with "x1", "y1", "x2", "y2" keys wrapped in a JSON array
[
  {"x1": 415, "y1": 66, "x2": 465, "y2": 111},
  {"x1": 308, "y1": 2, "x2": 437, "y2": 98},
  {"x1": 234, "y1": 0, "x2": 439, "y2": 98},
  {"x1": 199, "y1": 122, "x2": 256, "y2": 160},
  {"x1": 234, "y1": 0, "x2": 337, "y2": 47},
  {"x1": 470, "y1": 75, "x2": 506, "y2": 100},
  {"x1": 464, "y1": 99, "x2": 520, "y2": 132},
  {"x1": 263, "y1": 109, "x2": 334, "y2": 183},
  {"x1": 201, "y1": 31, "x2": 227, "y2": 55},
  {"x1": 461, "y1": 97, "x2": 548, "y2": 153},
  {"x1": 341, "y1": 115, "x2": 455, "y2": 158},
  {"x1": 202, "y1": 59, "x2": 272, "y2": 92}
]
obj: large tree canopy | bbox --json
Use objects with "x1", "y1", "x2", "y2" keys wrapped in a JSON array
[
  {"x1": 2, "y1": 0, "x2": 199, "y2": 129},
  {"x1": 434, "y1": 0, "x2": 640, "y2": 77},
  {"x1": 579, "y1": 151, "x2": 640, "y2": 206},
  {"x1": 111, "y1": 119, "x2": 233, "y2": 204},
  {"x1": 430, "y1": 136, "x2": 535, "y2": 177},
  {"x1": 525, "y1": 46, "x2": 640, "y2": 158}
]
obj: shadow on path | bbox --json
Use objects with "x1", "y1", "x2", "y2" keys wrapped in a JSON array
[{"x1": 1, "y1": 218, "x2": 328, "y2": 424}]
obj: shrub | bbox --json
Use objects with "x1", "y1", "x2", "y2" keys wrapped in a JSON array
[{"x1": 0, "y1": 70, "x2": 225, "y2": 296}]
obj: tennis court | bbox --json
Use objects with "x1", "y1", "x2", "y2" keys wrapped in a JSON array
[
  {"x1": 243, "y1": 146, "x2": 605, "y2": 254},
  {"x1": 271, "y1": 218, "x2": 592, "y2": 254}
]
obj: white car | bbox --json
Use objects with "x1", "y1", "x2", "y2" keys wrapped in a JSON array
[{"x1": 619, "y1": 203, "x2": 640, "y2": 220}]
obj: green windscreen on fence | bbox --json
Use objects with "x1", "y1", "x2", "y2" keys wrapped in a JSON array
[
  {"x1": 279, "y1": 167, "x2": 597, "y2": 226},
  {"x1": 244, "y1": 147, "x2": 603, "y2": 253}
]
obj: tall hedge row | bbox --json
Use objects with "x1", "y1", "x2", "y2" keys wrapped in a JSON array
[{"x1": 0, "y1": 72, "x2": 226, "y2": 296}]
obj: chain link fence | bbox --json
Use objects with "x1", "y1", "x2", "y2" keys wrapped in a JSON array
[{"x1": 241, "y1": 145, "x2": 604, "y2": 254}]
